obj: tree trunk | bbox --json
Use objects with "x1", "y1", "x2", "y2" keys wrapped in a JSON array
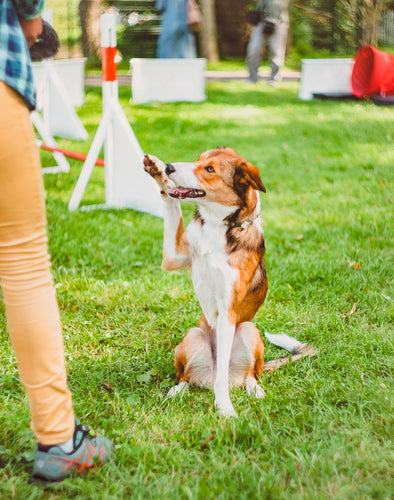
[
  {"x1": 364, "y1": 0, "x2": 387, "y2": 46},
  {"x1": 79, "y1": 0, "x2": 102, "y2": 62},
  {"x1": 199, "y1": 0, "x2": 219, "y2": 61},
  {"x1": 215, "y1": 0, "x2": 249, "y2": 58},
  {"x1": 341, "y1": 0, "x2": 389, "y2": 47}
]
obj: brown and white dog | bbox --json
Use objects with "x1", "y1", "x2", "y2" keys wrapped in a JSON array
[{"x1": 143, "y1": 147, "x2": 316, "y2": 417}]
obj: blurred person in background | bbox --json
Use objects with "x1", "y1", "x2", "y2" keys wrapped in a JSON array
[
  {"x1": 246, "y1": 0, "x2": 290, "y2": 85},
  {"x1": 156, "y1": 0, "x2": 197, "y2": 58}
]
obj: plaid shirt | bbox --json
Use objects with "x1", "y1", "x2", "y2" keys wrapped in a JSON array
[{"x1": 0, "y1": 0, "x2": 45, "y2": 110}]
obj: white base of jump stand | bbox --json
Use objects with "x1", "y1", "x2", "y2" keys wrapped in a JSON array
[
  {"x1": 68, "y1": 82, "x2": 163, "y2": 217},
  {"x1": 32, "y1": 111, "x2": 70, "y2": 174}
]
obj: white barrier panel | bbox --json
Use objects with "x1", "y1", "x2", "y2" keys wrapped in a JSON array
[
  {"x1": 298, "y1": 58, "x2": 354, "y2": 101},
  {"x1": 131, "y1": 58, "x2": 207, "y2": 104},
  {"x1": 32, "y1": 58, "x2": 87, "y2": 107},
  {"x1": 32, "y1": 59, "x2": 88, "y2": 140}
]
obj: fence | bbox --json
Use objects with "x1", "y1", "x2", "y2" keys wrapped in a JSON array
[{"x1": 379, "y1": 10, "x2": 394, "y2": 47}]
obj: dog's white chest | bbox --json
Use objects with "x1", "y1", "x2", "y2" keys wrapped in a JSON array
[{"x1": 187, "y1": 220, "x2": 238, "y2": 328}]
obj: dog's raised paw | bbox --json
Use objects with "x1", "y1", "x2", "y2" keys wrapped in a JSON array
[
  {"x1": 143, "y1": 154, "x2": 162, "y2": 177},
  {"x1": 143, "y1": 154, "x2": 175, "y2": 194}
]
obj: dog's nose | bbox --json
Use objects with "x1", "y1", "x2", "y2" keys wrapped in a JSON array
[{"x1": 165, "y1": 163, "x2": 176, "y2": 176}]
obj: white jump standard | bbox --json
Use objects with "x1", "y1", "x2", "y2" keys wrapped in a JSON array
[{"x1": 68, "y1": 12, "x2": 162, "y2": 217}]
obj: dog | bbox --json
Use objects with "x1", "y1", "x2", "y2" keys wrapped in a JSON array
[{"x1": 143, "y1": 147, "x2": 316, "y2": 417}]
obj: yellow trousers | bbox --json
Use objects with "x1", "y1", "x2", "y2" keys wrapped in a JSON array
[{"x1": 0, "y1": 81, "x2": 75, "y2": 445}]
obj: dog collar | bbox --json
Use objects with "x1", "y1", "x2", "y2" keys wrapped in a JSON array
[{"x1": 226, "y1": 215, "x2": 261, "y2": 229}]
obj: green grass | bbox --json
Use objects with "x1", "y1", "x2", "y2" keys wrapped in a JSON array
[
  {"x1": 1, "y1": 81, "x2": 393, "y2": 499},
  {"x1": 206, "y1": 59, "x2": 249, "y2": 72}
]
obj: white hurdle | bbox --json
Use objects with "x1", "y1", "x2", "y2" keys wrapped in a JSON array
[
  {"x1": 32, "y1": 59, "x2": 89, "y2": 141},
  {"x1": 68, "y1": 12, "x2": 163, "y2": 217}
]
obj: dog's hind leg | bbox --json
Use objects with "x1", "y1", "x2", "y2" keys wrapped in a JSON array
[
  {"x1": 245, "y1": 376, "x2": 265, "y2": 399},
  {"x1": 231, "y1": 322, "x2": 265, "y2": 399},
  {"x1": 168, "y1": 327, "x2": 214, "y2": 398}
]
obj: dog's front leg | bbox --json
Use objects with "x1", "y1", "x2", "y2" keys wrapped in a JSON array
[
  {"x1": 161, "y1": 199, "x2": 190, "y2": 271},
  {"x1": 214, "y1": 316, "x2": 237, "y2": 417},
  {"x1": 143, "y1": 155, "x2": 190, "y2": 270}
]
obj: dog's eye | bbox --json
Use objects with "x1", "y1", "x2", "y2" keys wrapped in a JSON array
[{"x1": 205, "y1": 165, "x2": 215, "y2": 173}]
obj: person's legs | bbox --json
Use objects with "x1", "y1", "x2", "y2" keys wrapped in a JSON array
[
  {"x1": 178, "y1": 31, "x2": 197, "y2": 58},
  {"x1": 0, "y1": 81, "x2": 113, "y2": 482},
  {"x1": 269, "y1": 22, "x2": 289, "y2": 83},
  {"x1": 246, "y1": 23, "x2": 265, "y2": 82},
  {"x1": 0, "y1": 81, "x2": 75, "y2": 445}
]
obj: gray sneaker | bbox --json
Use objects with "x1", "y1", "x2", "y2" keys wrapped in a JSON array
[
  {"x1": 268, "y1": 79, "x2": 280, "y2": 87},
  {"x1": 30, "y1": 421, "x2": 113, "y2": 484}
]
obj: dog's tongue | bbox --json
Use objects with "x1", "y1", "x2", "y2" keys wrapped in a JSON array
[{"x1": 168, "y1": 187, "x2": 205, "y2": 199}]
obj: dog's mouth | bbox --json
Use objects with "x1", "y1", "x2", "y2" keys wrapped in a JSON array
[{"x1": 168, "y1": 186, "x2": 206, "y2": 199}]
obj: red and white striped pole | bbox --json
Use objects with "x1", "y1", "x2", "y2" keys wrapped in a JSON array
[
  {"x1": 69, "y1": 12, "x2": 162, "y2": 216},
  {"x1": 102, "y1": 39, "x2": 117, "y2": 83},
  {"x1": 101, "y1": 12, "x2": 119, "y2": 208},
  {"x1": 101, "y1": 12, "x2": 118, "y2": 105}
]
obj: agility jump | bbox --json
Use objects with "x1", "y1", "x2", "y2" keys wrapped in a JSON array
[{"x1": 68, "y1": 12, "x2": 162, "y2": 217}]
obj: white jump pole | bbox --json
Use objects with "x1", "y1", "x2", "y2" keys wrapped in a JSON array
[
  {"x1": 32, "y1": 110, "x2": 70, "y2": 174},
  {"x1": 68, "y1": 12, "x2": 163, "y2": 216}
]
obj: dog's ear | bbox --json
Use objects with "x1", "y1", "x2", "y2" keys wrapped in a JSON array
[
  {"x1": 236, "y1": 162, "x2": 266, "y2": 193},
  {"x1": 245, "y1": 163, "x2": 266, "y2": 193}
]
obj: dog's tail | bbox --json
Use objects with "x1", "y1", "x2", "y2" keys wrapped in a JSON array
[{"x1": 262, "y1": 332, "x2": 318, "y2": 373}]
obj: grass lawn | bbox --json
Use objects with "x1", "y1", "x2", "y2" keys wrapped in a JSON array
[{"x1": 0, "y1": 81, "x2": 393, "y2": 499}]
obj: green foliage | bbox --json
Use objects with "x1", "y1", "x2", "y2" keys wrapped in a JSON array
[
  {"x1": 117, "y1": 23, "x2": 159, "y2": 60},
  {"x1": 1, "y1": 82, "x2": 393, "y2": 498},
  {"x1": 291, "y1": 0, "x2": 394, "y2": 54},
  {"x1": 45, "y1": 0, "x2": 82, "y2": 57},
  {"x1": 112, "y1": 0, "x2": 160, "y2": 60}
]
